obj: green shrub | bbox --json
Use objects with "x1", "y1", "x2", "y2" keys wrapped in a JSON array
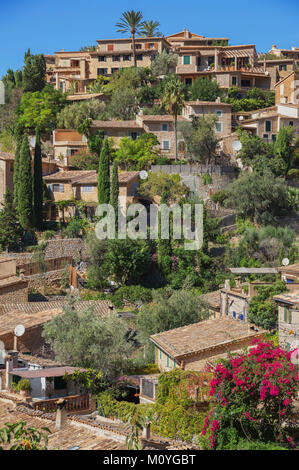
[
  {"x1": 42, "y1": 230, "x2": 56, "y2": 241},
  {"x1": 202, "y1": 173, "x2": 212, "y2": 185},
  {"x1": 18, "y1": 379, "x2": 31, "y2": 392}
]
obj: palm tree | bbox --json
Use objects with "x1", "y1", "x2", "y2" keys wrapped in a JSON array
[
  {"x1": 139, "y1": 20, "x2": 162, "y2": 37},
  {"x1": 116, "y1": 10, "x2": 143, "y2": 67},
  {"x1": 161, "y1": 76, "x2": 186, "y2": 161}
]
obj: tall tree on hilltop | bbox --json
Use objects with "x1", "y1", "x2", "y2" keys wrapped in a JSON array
[
  {"x1": 0, "y1": 190, "x2": 23, "y2": 252},
  {"x1": 33, "y1": 128, "x2": 43, "y2": 230},
  {"x1": 161, "y1": 75, "x2": 186, "y2": 161},
  {"x1": 139, "y1": 20, "x2": 162, "y2": 37},
  {"x1": 22, "y1": 49, "x2": 46, "y2": 92},
  {"x1": 18, "y1": 135, "x2": 33, "y2": 230},
  {"x1": 110, "y1": 160, "x2": 119, "y2": 233},
  {"x1": 98, "y1": 139, "x2": 110, "y2": 205},
  {"x1": 13, "y1": 137, "x2": 22, "y2": 208},
  {"x1": 116, "y1": 10, "x2": 144, "y2": 67},
  {"x1": 157, "y1": 191, "x2": 172, "y2": 275}
]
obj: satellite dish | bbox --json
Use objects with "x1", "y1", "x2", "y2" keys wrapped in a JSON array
[
  {"x1": 14, "y1": 325, "x2": 25, "y2": 337},
  {"x1": 282, "y1": 258, "x2": 290, "y2": 266},
  {"x1": 232, "y1": 140, "x2": 242, "y2": 152},
  {"x1": 139, "y1": 170, "x2": 148, "y2": 180}
]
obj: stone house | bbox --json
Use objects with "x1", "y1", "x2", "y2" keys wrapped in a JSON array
[
  {"x1": 150, "y1": 317, "x2": 266, "y2": 372},
  {"x1": 53, "y1": 129, "x2": 88, "y2": 164},
  {"x1": 182, "y1": 100, "x2": 232, "y2": 138},
  {"x1": 0, "y1": 259, "x2": 28, "y2": 304},
  {"x1": 279, "y1": 263, "x2": 299, "y2": 286},
  {"x1": 272, "y1": 292, "x2": 299, "y2": 352},
  {"x1": 238, "y1": 103, "x2": 299, "y2": 142},
  {"x1": 268, "y1": 44, "x2": 299, "y2": 62},
  {"x1": 257, "y1": 57, "x2": 297, "y2": 89},
  {"x1": 0, "y1": 151, "x2": 60, "y2": 205},
  {"x1": 44, "y1": 170, "x2": 140, "y2": 221},
  {"x1": 275, "y1": 70, "x2": 299, "y2": 105}
]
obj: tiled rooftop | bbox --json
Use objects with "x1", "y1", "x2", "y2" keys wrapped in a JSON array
[
  {"x1": 151, "y1": 317, "x2": 266, "y2": 359},
  {"x1": 92, "y1": 120, "x2": 142, "y2": 128},
  {"x1": 0, "y1": 300, "x2": 114, "y2": 337},
  {"x1": 273, "y1": 292, "x2": 299, "y2": 306},
  {"x1": 200, "y1": 290, "x2": 221, "y2": 309}
]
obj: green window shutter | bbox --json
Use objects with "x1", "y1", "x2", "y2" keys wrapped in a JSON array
[
  {"x1": 232, "y1": 76, "x2": 237, "y2": 85},
  {"x1": 286, "y1": 342, "x2": 290, "y2": 352},
  {"x1": 167, "y1": 355, "x2": 169, "y2": 367},
  {"x1": 183, "y1": 56, "x2": 190, "y2": 65},
  {"x1": 289, "y1": 310, "x2": 292, "y2": 324},
  {"x1": 173, "y1": 360, "x2": 176, "y2": 369},
  {"x1": 265, "y1": 120, "x2": 271, "y2": 132},
  {"x1": 160, "y1": 349, "x2": 162, "y2": 359}
]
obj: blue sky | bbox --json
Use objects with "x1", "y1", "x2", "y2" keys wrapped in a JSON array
[{"x1": 0, "y1": 0, "x2": 298, "y2": 76}]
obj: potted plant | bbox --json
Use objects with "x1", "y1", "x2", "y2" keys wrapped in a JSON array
[{"x1": 18, "y1": 379, "x2": 32, "y2": 397}]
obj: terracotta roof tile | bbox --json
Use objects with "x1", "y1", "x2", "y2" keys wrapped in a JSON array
[{"x1": 151, "y1": 317, "x2": 266, "y2": 359}]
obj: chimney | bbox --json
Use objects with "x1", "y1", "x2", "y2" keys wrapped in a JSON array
[
  {"x1": 224, "y1": 279, "x2": 230, "y2": 290},
  {"x1": 55, "y1": 399, "x2": 67, "y2": 430},
  {"x1": 142, "y1": 423, "x2": 151, "y2": 439},
  {"x1": 216, "y1": 96, "x2": 221, "y2": 103},
  {"x1": 272, "y1": 44, "x2": 277, "y2": 49}
]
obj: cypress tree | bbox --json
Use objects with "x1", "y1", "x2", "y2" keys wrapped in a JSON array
[
  {"x1": 18, "y1": 135, "x2": 34, "y2": 230},
  {"x1": 13, "y1": 138, "x2": 21, "y2": 208},
  {"x1": 0, "y1": 190, "x2": 23, "y2": 251},
  {"x1": 110, "y1": 160, "x2": 119, "y2": 232},
  {"x1": 98, "y1": 139, "x2": 110, "y2": 205},
  {"x1": 157, "y1": 191, "x2": 172, "y2": 275},
  {"x1": 33, "y1": 128, "x2": 43, "y2": 230}
]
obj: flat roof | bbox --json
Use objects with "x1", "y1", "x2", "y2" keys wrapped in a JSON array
[
  {"x1": 227, "y1": 268, "x2": 278, "y2": 274},
  {"x1": 10, "y1": 366, "x2": 86, "y2": 379}
]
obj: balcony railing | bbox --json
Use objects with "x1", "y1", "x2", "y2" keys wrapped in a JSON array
[{"x1": 34, "y1": 394, "x2": 90, "y2": 413}]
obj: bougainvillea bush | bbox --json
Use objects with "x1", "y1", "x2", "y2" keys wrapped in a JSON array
[{"x1": 201, "y1": 340, "x2": 299, "y2": 449}]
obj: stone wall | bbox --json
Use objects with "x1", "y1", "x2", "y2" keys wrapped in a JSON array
[
  {"x1": 0, "y1": 281, "x2": 28, "y2": 304},
  {"x1": 151, "y1": 164, "x2": 238, "y2": 199},
  {"x1": 43, "y1": 238, "x2": 87, "y2": 261},
  {"x1": 25, "y1": 269, "x2": 68, "y2": 291}
]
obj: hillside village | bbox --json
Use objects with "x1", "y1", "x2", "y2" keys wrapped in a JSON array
[{"x1": 0, "y1": 9, "x2": 298, "y2": 452}]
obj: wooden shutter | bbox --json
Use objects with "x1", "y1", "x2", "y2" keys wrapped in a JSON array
[{"x1": 107, "y1": 44, "x2": 114, "y2": 52}]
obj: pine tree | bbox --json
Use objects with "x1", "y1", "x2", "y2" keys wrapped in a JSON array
[
  {"x1": 110, "y1": 161, "x2": 119, "y2": 232},
  {"x1": 0, "y1": 190, "x2": 23, "y2": 251},
  {"x1": 23, "y1": 49, "x2": 46, "y2": 92},
  {"x1": 18, "y1": 135, "x2": 34, "y2": 230},
  {"x1": 98, "y1": 139, "x2": 110, "y2": 205},
  {"x1": 33, "y1": 128, "x2": 43, "y2": 230}
]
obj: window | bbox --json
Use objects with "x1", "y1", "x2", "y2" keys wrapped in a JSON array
[
  {"x1": 208, "y1": 56, "x2": 214, "y2": 66},
  {"x1": 129, "y1": 132, "x2": 140, "y2": 140},
  {"x1": 279, "y1": 64, "x2": 287, "y2": 71},
  {"x1": 241, "y1": 79, "x2": 251, "y2": 87},
  {"x1": 123, "y1": 54, "x2": 131, "y2": 61},
  {"x1": 148, "y1": 43, "x2": 155, "y2": 49},
  {"x1": 111, "y1": 68, "x2": 119, "y2": 74},
  {"x1": 97, "y1": 68, "x2": 108, "y2": 75},
  {"x1": 136, "y1": 54, "x2": 143, "y2": 61},
  {"x1": 289, "y1": 121, "x2": 294, "y2": 126},
  {"x1": 183, "y1": 55, "x2": 191, "y2": 65},
  {"x1": 135, "y1": 44, "x2": 142, "y2": 49},
  {"x1": 197, "y1": 56, "x2": 201, "y2": 66},
  {"x1": 161, "y1": 123, "x2": 168, "y2": 132},
  {"x1": 98, "y1": 55, "x2": 106, "y2": 62},
  {"x1": 232, "y1": 76, "x2": 237, "y2": 85},
  {"x1": 216, "y1": 110, "x2": 222, "y2": 117},
  {"x1": 265, "y1": 120, "x2": 271, "y2": 132},
  {"x1": 271, "y1": 134, "x2": 276, "y2": 142},
  {"x1": 53, "y1": 184, "x2": 64, "y2": 192},
  {"x1": 82, "y1": 186, "x2": 93, "y2": 192},
  {"x1": 112, "y1": 55, "x2": 120, "y2": 62},
  {"x1": 215, "y1": 122, "x2": 222, "y2": 133},
  {"x1": 70, "y1": 149, "x2": 78, "y2": 156},
  {"x1": 185, "y1": 78, "x2": 192, "y2": 86},
  {"x1": 166, "y1": 355, "x2": 169, "y2": 367},
  {"x1": 263, "y1": 134, "x2": 269, "y2": 141},
  {"x1": 162, "y1": 140, "x2": 170, "y2": 150},
  {"x1": 54, "y1": 376, "x2": 67, "y2": 390}
]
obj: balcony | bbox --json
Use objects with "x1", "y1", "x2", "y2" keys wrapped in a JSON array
[{"x1": 33, "y1": 394, "x2": 90, "y2": 413}]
